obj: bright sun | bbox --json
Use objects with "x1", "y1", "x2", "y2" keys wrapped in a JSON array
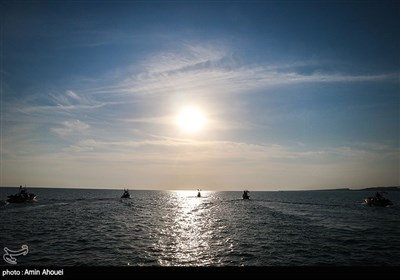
[{"x1": 177, "y1": 106, "x2": 205, "y2": 133}]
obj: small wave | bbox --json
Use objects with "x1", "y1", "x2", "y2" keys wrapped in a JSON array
[{"x1": 0, "y1": 200, "x2": 9, "y2": 207}]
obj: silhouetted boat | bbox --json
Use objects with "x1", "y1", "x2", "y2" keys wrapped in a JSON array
[
  {"x1": 364, "y1": 192, "x2": 392, "y2": 207},
  {"x1": 243, "y1": 190, "x2": 250, "y2": 200},
  {"x1": 7, "y1": 186, "x2": 37, "y2": 203},
  {"x1": 121, "y1": 189, "x2": 131, "y2": 199}
]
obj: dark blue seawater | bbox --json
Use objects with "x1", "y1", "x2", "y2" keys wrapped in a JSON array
[{"x1": 1, "y1": 188, "x2": 399, "y2": 266}]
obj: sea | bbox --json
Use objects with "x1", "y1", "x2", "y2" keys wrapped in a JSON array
[{"x1": 1, "y1": 188, "x2": 399, "y2": 269}]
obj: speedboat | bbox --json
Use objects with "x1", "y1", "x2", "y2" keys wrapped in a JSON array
[
  {"x1": 364, "y1": 192, "x2": 392, "y2": 207},
  {"x1": 242, "y1": 190, "x2": 250, "y2": 200},
  {"x1": 7, "y1": 186, "x2": 37, "y2": 203},
  {"x1": 121, "y1": 189, "x2": 131, "y2": 199}
]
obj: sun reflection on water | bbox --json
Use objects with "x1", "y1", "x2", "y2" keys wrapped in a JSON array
[{"x1": 156, "y1": 190, "x2": 215, "y2": 266}]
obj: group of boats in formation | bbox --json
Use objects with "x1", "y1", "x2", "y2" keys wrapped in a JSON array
[
  {"x1": 120, "y1": 189, "x2": 396, "y2": 206},
  {"x1": 120, "y1": 188, "x2": 250, "y2": 200},
  {"x1": 4, "y1": 185, "x2": 395, "y2": 207}
]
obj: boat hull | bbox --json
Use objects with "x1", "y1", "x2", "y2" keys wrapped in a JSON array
[
  {"x1": 364, "y1": 197, "x2": 392, "y2": 207},
  {"x1": 7, "y1": 194, "x2": 37, "y2": 203}
]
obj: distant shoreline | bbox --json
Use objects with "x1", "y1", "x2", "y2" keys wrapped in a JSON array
[
  {"x1": 313, "y1": 186, "x2": 400, "y2": 192},
  {"x1": 352, "y1": 186, "x2": 400, "y2": 191}
]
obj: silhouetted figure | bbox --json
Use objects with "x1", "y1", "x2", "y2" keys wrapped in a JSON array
[
  {"x1": 197, "y1": 189, "x2": 201, "y2": 197},
  {"x1": 243, "y1": 190, "x2": 250, "y2": 200}
]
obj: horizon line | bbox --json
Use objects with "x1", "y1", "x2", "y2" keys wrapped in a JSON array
[{"x1": 1, "y1": 185, "x2": 399, "y2": 192}]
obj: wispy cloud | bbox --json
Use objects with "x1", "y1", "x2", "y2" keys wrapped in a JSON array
[
  {"x1": 66, "y1": 90, "x2": 80, "y2": 100},
  {"x1": 79, "y1": 44, "x2": 396, "y2": 100},
  {"x1": 10, "y1": 90, "x2": 107, "y2": 118},
  {"x1": 140, "y1": 44, "x2": 229, "y2": 74},
  {"x1": 52, "y1": 120, "x2": 90, "y2": 136},
  {"x1": 50, "y1": 90, "x2": 106, "y2": 110}
]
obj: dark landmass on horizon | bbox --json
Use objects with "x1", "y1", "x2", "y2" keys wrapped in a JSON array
[
  {"x1": 313, "y1": 186, "x2": 400, "y2": 191},
  {"x1": 355, "y1": 186, "x2": 400, "y2": 191}
]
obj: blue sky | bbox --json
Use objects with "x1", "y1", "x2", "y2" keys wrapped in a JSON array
[{"x1": 1, "y1": 0, "x2": 399, "y2": 190}]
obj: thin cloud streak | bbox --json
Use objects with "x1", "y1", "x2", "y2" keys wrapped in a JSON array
[{"x1": 76, "y1": 45, "x2": 398, "y2": 99}]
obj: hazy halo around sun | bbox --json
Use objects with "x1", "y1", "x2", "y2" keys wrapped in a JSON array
[{"x1": 177, "y1": 106, "x2": 206, "y2": 133}]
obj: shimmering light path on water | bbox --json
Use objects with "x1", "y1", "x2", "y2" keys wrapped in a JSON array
[{"x1": 1, "y1": 189, "x2": 399, "y2": 266}]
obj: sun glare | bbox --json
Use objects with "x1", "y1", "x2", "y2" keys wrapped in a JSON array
[{"x1": 177, "y1": 106, "x2": 205, "y2": 133}]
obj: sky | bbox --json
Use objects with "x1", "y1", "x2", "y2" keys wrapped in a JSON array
[{"x1": 1, "y1": 0, "x2": 399, "y2": 191}]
